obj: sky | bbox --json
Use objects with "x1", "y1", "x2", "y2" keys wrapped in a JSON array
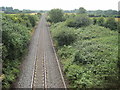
[{"x1": 0, "y1": 0, "x2": 120, "y2": 10}]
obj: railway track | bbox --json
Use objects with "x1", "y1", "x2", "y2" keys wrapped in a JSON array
[{"x1": 19, "y1": 14, "x2": 67, "y2": 89}]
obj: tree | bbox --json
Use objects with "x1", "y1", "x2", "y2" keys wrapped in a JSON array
[
  {"x1": 2, "y1": 7, "x2": 6, "y2": 11},
  {"x1": 14, "y1": 9, "x2": 19, "y2": 13},
  {"x1": 77, "y1": 7, "x2": 86, "y2": 14},
  {"x1": 49, "y1": 9, "x2": 64, "y2": 23},
  {"x1": 6, "y1": 7, "x2": 13, "y2": 11}
]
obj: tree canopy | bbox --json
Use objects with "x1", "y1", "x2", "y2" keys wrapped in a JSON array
[
  {"x1": 77, "y1": 7, "x2": 86, "y2": 14},
  {"x1": 48, "y1": 9, "x2": 64, "y2": 23}
]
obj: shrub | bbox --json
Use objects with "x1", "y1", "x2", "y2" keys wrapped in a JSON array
[
  {"x1": 54, "y1": 27, "x2": 77, "y2": 46},
  {"x1": 117, "y1": 21, "x2": 120, "y2": 32},
  {"x1": 58, "y1": 45, "x2": 75, "y2": 59},
  {"x1": 92, "y1": 18, "x2": 97, "y2": 25},
  {"x1": 49, "y1": 9, "x2": 64, "y2": 23},
  {"x1": 74, "y1": 51, "x2": 88, "y2": 65},
  {"x1": 97, "y1": 17, "x2": 105, "y2": 26},
  {"x1": 66, "y1": 14, "x2": 92, "y2": 28},
  {"x1": 77, "y1": 7, "x2": 86, "y2": 14},
  {"x1": 104, "y1": 17, "x2": 117, "y2": 30},
  {"x1": 27, "y1": 15, "x2": 38, "y2": 27}
]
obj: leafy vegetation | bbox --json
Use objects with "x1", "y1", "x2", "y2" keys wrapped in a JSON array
[
  {"x1": 65, "y1": 14, "x2": 92, "y2": 28},
  {"x1": 104, "y1": 17, "x2": 117, "y2": 30},
  {"x1": 48, "y1": 9, "x2": 64, "y2": 23},
  {"x1": 50, "y1": 14, "x2": 119, "y2": 88},
  {"x1": 91, "y1": 17, "x2": 118, "y2": 31},
  {"x1": 2, "y1": 14, "x2": 39, "y2": 88},
  {"x1": 77, "y1": 7, "x2": 86, "y2": 14},
  {"x1": 63, "y1": 9, "x2": 119, "y2": 17},
  {"x1": 51, "y1": 23, "x2": 77, "y2": 46},
  {"x1": 87, "y1": 10, "x2": 119, "y2": 17},
  {"x1": 96, "y1": 17, "x2": 105, "y2": 26}
]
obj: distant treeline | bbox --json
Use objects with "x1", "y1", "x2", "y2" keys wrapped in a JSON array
[
  {"x1": 1, "y1": 7, "x2": 120, "y2": 18},
  {"x1": 64, "y1": 9, "x2": 120, "y2": 17},
  {"x1": 0, "y1": 7, "x2": 47, "y2": 14},
  {"x1": 87, "y1": 10, "x2": 120, "y2": 18}
]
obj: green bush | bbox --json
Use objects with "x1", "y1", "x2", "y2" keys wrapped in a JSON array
[
  {"x1": 104, "y1": 17, "x2": 117, "y2": 30},
  {"x1": 74, "y1": 51, "x2": 88, "y2": 65},
  {"x1": 2, "y1": 60, "x2": 20, "y2": 88},
  {"x1": 97, "y1": 17, "x2": 105, "y2": 26},
  {"x1": 2, "y1": 22, "x2": 30, "y2": 60},
  {"x1": 77, "y1": 7, "x2": 86, "y2": 14},
  {"x1": 27, "y1": 15, "x2": 38, "y2": 27},
  {"x1": 58, "y1": 45, "x2": 75, "y2": 59},
  {"x1": 53, "y1": 26, "x2": 77, "y2": 46},
  {"x1": 66, "y1": 14, "x2": 92, "y2": 28},
  {"x1": 49, "y1": 9, "x2": 64, "y2": 23},
  {"x1": 92, "y1": 18, "x2": 97, "y2": 25},
  {"x1": 117, "y1": 21, "x2": 120, "y2": 32}
]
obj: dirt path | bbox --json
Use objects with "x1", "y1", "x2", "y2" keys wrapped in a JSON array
[{"x1": 15, "y1": 14, "x2": 66, "y2": 88}]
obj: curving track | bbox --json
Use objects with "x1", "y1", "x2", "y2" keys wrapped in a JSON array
[{"x1": 15, "y1": 14, "x2": 66, "y2": 89}]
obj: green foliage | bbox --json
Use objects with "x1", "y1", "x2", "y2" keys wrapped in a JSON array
[
  {"x1": 48, "y1": 9, "x2": 64, "y2": 23},
  {"x1": 104, "y1": 17, "x2": 117, "y2": 30},
  {"x1": 19, "y1": 14, "x2": 39, "y2": 27},
  {"x1": 55, "y1": 28, "x2": 76, "y2": 46},
  {"x1": 92, "y1": 18, "x2": 97, "y2": 25},
  {"x1": 77, "y1": 7, "x2": 86, "y2": 14},
  {"x1": 2, "y1": 14, "x2": 39, "y2": 88},
  {"x1": 63, "y1": 9, "x2": 118, "y2": 17},
  {"x1": 2, "y1": 23, "x2": 30, "y2": 60},
  {"x1": 92, "y1": 17, "x2": 118, "y2": 31},
  {"x1": 2, "y1": 60, "x2": 20, "y2": 88},
  {"x1": 51, "y1": 22, "x2": 119, "y2": 88},
  {"x1": 117, "y1": 21, "x2": 120, "y2": 33},
  {"x1": 97, "y1": 17, "x2": 105, "y2": 26},
  {"x1": 51, "y1": 22, "x2": 77, "y2": 46},
  {"x1": 58, "y1": 45, "x2": 75, "y2": 59},
  {"x1": 74, "y1": 51, "x2": 88, "y2": 65},
  {"x1": 87, "y1": 10, "x2": 118, "y2": 17},
  {"x1": 2, "y1": 14, "x2": 39, "y2": 28},
  {"x1": 66, "y1": 14, "x2": 92, "y2": 28},
  {"x1": 27, "y1": 15, "x2": 38, "y2": 27}
]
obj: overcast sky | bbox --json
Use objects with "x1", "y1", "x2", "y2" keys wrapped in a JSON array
[{"x1": 0, "y1": 0, "x2": 119, "y2": 10}]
